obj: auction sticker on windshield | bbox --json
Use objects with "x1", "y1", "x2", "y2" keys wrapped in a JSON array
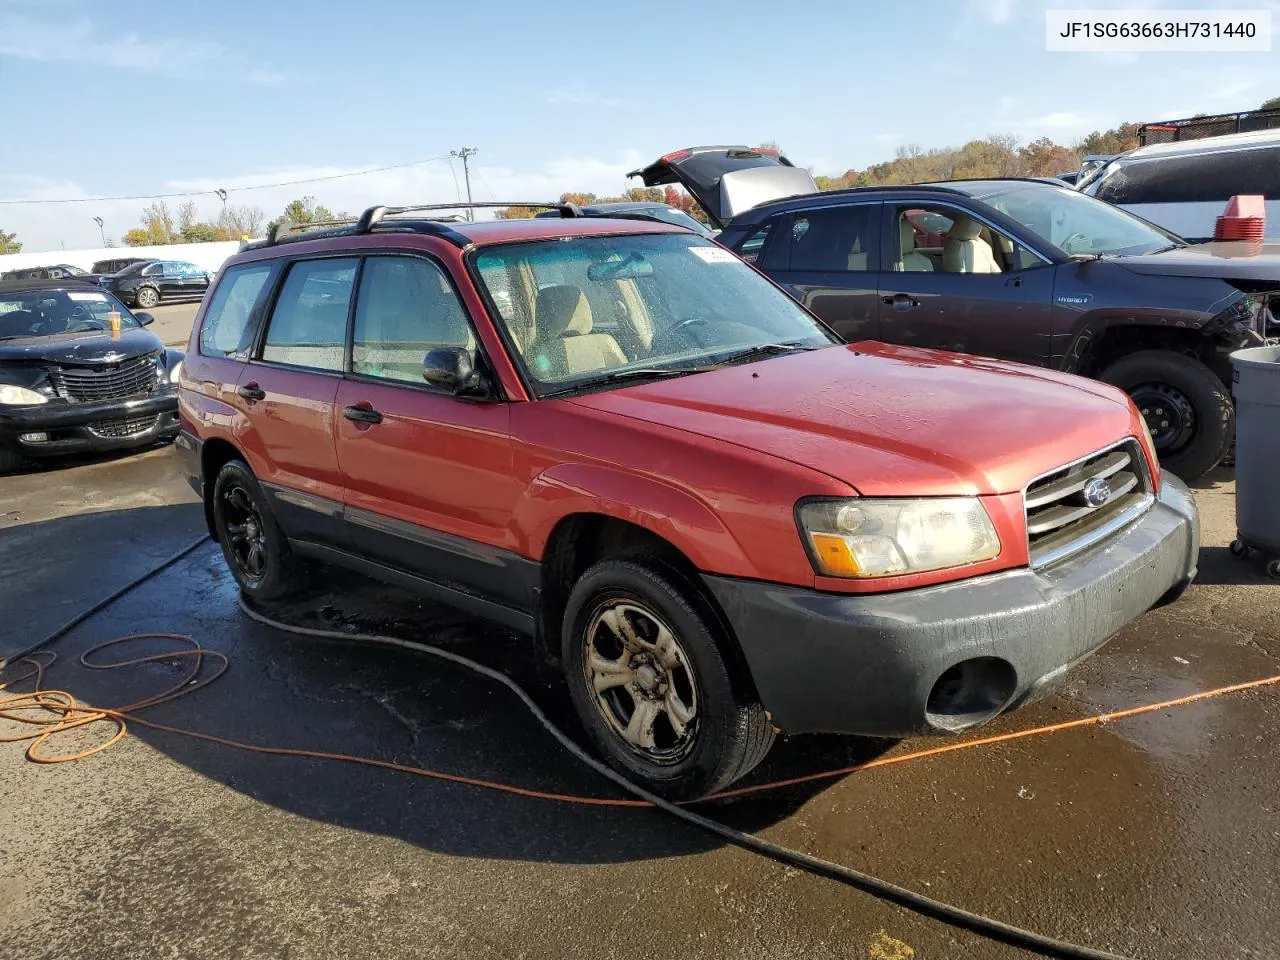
[{"x1": 689, "y1": 246, "x2": 739, "y2": 263}]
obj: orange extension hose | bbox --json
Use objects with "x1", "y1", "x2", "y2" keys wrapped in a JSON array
[{"x1": 3, "y1": 633, "x2": 1278, "y2": 807}]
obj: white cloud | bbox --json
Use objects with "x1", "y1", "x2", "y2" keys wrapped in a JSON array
[
  {"x1": 872, "y1": 133, "x2": 903, "y2": 146},
  {"x1": 1, "y1": 151, "x2": 652, "y2": 252},
  {"x1": 0, "y1": 11, "x2": 287, "y2": 84},
  {"x1": 545, "y1": 84, "x2": 621, "y2": 108},
  {"x1": 1026, "y1": 111, "x2": 1090, "y2": 130}
]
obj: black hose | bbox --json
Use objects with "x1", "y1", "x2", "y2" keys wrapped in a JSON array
[
  {"x1": 238, "y1": 599, "x2": 1135, "y2": 960},
  {"x1": 0, "y1": 535, "x2": 211, "y2": 672}
]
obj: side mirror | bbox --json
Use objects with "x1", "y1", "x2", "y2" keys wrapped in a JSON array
[
  {"x1": 134, "y1": 311, "x2": 155, "y2": 325},
  {"x1": 423, "y1": 347, "x2": 488, "y2": 397}
]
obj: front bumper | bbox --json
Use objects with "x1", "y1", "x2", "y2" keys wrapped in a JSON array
[
  {"x1": 0, "y1": 389, "x2": 180, "y2": 457},
  {"x1": 705, "y1": 472, "x2": 1200, "y2": 738}
]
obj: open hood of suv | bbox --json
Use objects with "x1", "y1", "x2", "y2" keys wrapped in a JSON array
[
  {"x1": 628, "y1": 146, "x2": 818, "y2": 227},
  {"x1": 573, "y1": 343, "x2": 1136, "y2": 497},
  {"x1": 1116, "y1": 241, "x2": 1280, "y2": 281}
]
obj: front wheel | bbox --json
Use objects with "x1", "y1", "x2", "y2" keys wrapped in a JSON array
[
  {"x1": 135, "y1": 286, "x2": 160, "y2": 309},
  {"x1": 1100, "y1": 350, "x2": 1233, "y2": 482},
  {"x1": 562, "y1": 559, "x2": 774, "y2": 800}
]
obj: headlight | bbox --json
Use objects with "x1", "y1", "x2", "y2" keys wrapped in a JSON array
[
  {"x1": 0, "y1": 384, "x2": 50, "y2": 406},
  {"x1": 169, "y1": 360, "x2": 183, "y2": 384},
  {"x1": 798, "y1": 497, "x2": 1000, "y2": 578}
]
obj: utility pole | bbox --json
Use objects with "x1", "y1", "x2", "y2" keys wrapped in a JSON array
[
  {"x1": 93, "y1": 216, "x2": 106, "y2": 246},
  {"x1": 451, "y1": 147, "x2": 478, "y2": 220},
  {"x1": 215, "y1": 188, "x2": 228, "y2": 217}
]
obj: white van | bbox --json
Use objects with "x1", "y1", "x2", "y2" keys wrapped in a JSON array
[{"x1": 1079, "y1": 130, "x2": 1280, "y2": 242}]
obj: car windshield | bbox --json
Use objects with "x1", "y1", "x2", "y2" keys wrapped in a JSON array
[
  {"x1": 0, "y1": 288, "x2": 142, "y2": 340},
  {"x1": 63, "y1": 265, "x2": 88, "y2": 276},
  {"x1": 473, "y1": 233, "x2": 834, "y2": 394},
  {"x1": 980, "y1": 182, "x2": 1178, "y2": 256}
]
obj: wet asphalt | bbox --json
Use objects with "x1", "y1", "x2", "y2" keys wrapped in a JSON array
[{"x1": 1, "y1": 442, "x2": 1278, "y2": 960}]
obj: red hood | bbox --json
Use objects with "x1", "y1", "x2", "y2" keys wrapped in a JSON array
[{"x1": 572, "y1": 343, "x2": 1137, "y2": 496}]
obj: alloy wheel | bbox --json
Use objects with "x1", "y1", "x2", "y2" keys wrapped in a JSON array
[
  {"x1": 582, "y1": 599, "x2": 699, "y2": 763},
  {"x1": 220, "y1": 483, "x2": 269, "y2": 583}
]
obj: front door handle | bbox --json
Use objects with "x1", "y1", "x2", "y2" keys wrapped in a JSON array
[
  {"x1": 342, "y1": 403, "x2": 383, "y2": 425},
  {"x1": 237, "y1": 382, "x2": 265, "y2": 401},
  {"x1": 881, "y1": 293, "x2": 921, "y2": 312}
]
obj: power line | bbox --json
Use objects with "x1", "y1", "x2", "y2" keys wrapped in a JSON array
[{"x1": 0, "y1": 155, "x2": 454, "y2": 205}]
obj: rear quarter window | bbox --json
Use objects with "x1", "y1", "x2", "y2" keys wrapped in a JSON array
[{"x1": 199, "y1": 263, "x2": 275, "y2": 357}]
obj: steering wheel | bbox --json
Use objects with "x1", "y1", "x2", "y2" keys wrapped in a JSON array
[
  {"x1": 68, "y1": 320, "x2": 106, "y2": 333},
  {"x1": 651, "y1": 316, "x2": 712, "y2": 353},
  {"x1": 1060, "y1": 232, "x2": 1091, "y2": 254}
]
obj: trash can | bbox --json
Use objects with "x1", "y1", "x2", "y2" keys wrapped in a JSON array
[{"x1": 1229, "y1": 345, "x2": 1280, "y2": 578}]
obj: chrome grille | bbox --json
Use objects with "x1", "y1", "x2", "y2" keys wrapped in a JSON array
[
  {"x1": 50, "y1": 353, "x2": 160, "y2": 403},
  {"x1": 1025, "y1": 440, "x2": 1154, "y2": 568},
  {"x1": 87, "y1": 414, "x2": 161, "y2": 439}
]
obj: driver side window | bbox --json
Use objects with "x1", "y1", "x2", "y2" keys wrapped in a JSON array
[{"x1": 893, "y1": 207, "x2": 1044, "y2": 275}]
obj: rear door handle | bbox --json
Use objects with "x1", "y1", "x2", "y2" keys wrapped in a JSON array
[
  {"x1": 342, "y1": 403, "x2": 383, "y2": 425},
  {"x1": 881, "y1": 294, "x2": 921, "y2": 311},
  {"x1": 237, "y1": 382, "x2": 265, "y2": 401}
]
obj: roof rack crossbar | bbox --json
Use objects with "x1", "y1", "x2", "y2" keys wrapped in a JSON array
[{"x1": 356, "y1": 201, "x2": 583, "y2": 229}]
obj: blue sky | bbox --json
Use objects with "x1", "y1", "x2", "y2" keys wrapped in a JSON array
[{"x1": 2, "y1": 0, "x2": 1278, "y2": 251}]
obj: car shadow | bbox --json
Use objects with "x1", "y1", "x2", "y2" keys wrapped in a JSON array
[
  {"x1": 1194, "y1": 544, "x2": 1277, "y2": 585},
  {"x1": 5, "y1": 438, "x2": 177, "y2": 478},
  {"x1": 1, "y1": 505, "x2": 892, "y2": 867},
  {"x1": 1187, "y1": 463, "x2": 1235, "y2": 491}
]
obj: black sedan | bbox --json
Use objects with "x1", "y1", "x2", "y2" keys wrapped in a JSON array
[
  {"x1": 99, "y1": 259, "x2": 212, "y2": 308},
  {"x1": 0, "y1": 280, "x2": 182, "y2": 472}
]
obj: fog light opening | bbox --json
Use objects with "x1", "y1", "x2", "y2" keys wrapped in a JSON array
[{"x1": 925, "y1": 657, "x2": 1017, "y2": 733}]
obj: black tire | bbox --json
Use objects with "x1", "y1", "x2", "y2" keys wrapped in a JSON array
[
  {"x1": 135, "y1": 285, "x2": 160, "y2": 309},
  {"x1": 0, "y1": 447, "x2": 25, "y2": 474},
  {"x1": 1100, "y1": 350, "x2": 1233, "y2": 482},
  {"x1": 561, "y1": 558, "x2": 774, "y2": 800},
  {"x1": 210, "y1": 459, "x2": 310, "y2": 601}
]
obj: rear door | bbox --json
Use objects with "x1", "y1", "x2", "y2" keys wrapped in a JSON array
[
  {"x1": 236, "y1": 256, "x2": 359, "y2": 546},
  {"x1": 628, "y1": 146, "x2": 819, "y2": 227},
  {"x1": 157, "y1": 262, "x2": 185, "y2": 299},
  {"x1": 875, "y1": 201, "x2": 1056, "y2": 366},
  {"x1": 746, "y1": 202, "x2": 883, "y2": 342},
  {"x1": 333, "y1": 254, "x2": 526, "y2": 610}
]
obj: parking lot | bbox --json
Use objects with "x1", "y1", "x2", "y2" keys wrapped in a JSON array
[{"x1": 0, "y1": 303, "x2": 1276, "y2": 959}]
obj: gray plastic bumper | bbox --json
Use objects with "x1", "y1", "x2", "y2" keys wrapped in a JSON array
[{"x1": 703, "y1": 472, "x2": 1200, "y2": 738}]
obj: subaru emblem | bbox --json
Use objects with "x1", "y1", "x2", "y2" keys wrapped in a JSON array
[{"x1": 1082, "y1": 476, "x2": 1112, "y2": 508}]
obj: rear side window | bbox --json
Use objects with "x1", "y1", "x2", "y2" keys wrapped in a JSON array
[
  {"x1": 351, "y1": 256, "x2": 476, "y2": 385},
  {"x1": 260, "y1": 258, "x2": 358, "y2": 371},
  {"x1": 1095, "y1": 147, "x2": 1280, "y2": 204},
  {"x1": 772, "y1": 205, "x2": 877, "y2": 272},
  {"x1": 736, "y1": 222, "x2": 774, "y2": 264},
  {"x1": 199, "y1": 263, "x2": 274, "y2": 357}
]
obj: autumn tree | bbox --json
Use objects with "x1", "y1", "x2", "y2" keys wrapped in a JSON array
[
  {"x1": 1019, "y1": 137, "x2": 1080, "y2": 177},
  {"x1": 0, "y1": 228, "x2": 20, "y2": 254},
  {"x1": 1075, "y1": 122, "x2": 1141, "y2": 156},
  {"x1": 121, "y1": 228, "x2": 153, "y2": 247},
  {"x1": 1262, "y1": 95, "x2": 1280, "y2": 110},
  {"x1": 138, "y1": 201, "x2": 179, "y2": 244},
  {"x1": 219, "y1": 204, "x2": 265, "y2": 239}
]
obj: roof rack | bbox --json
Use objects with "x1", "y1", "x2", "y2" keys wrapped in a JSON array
[{"x1": 245, "y1": 201, "x2": 583, "y2": 250}]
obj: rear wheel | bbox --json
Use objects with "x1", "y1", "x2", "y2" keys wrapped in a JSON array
[
  {"x1": 211, "y1": 459, "x2": 310, "y2": 601},
  {"x1": 1100, "y1": 350, "x2": 1233, "y2": 482},
  {"x1": 135, "y1": 286, "x2": 160, "y2": 308},
  {"x1": 562, "y1": 559, "x2": 774, "y2": 800}
]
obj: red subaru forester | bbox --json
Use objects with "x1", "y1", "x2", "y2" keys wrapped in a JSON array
[{"x1": 177, "y1": 203, "x2": 1200, "y2": 799}]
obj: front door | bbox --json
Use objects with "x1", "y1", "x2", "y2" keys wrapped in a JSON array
[
  {"x1": 236, "y1": 255, "x2": 360, "y2": 546},
  {"x1": 757, "y1": 202, "x2": 883, "y2": 343},
  {"x1": 876, "y1": 203, "x2": 1055, "y2": 367},
  {"x1": 332, "y1": 254, "x2": 527, "y2": 611}
]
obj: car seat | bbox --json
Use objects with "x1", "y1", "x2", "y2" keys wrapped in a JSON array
[
  {"x1": 896, "y1": 218, "x2": 934, "y2": 272},
  {"x1": 530, "y1": 284, "x2": 627, "y2": 380},
  {"x1": 943, "y1": 217, "x2": 1001, "y2": 273}
]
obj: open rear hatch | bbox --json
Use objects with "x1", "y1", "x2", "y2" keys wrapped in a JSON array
[{"x1": 628, "y1": 146, "x2": 818, "y2": 228}]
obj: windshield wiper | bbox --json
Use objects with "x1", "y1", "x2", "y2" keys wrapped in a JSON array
[
  {"x1": 541, "y1": 366, "x2": 703, "y2": 398},
  {"x1": 710, "y1": 341, "x2": 818, "y2": 366}
]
